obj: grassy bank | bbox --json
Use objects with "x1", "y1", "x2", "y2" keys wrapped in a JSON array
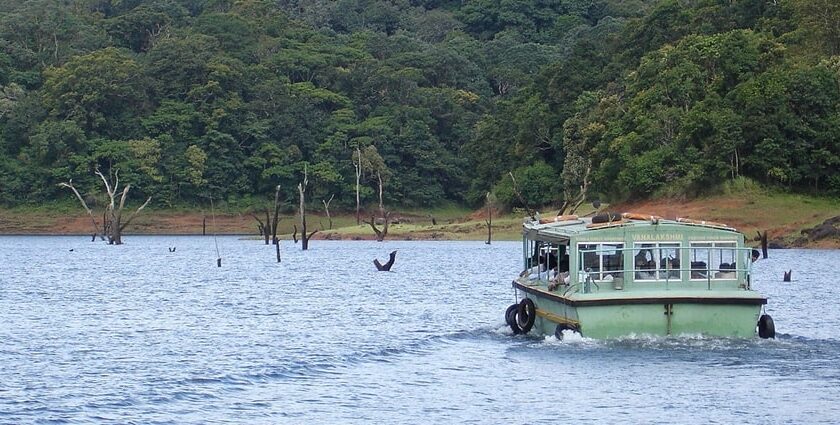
[{"x1": 1, "y1": 190, "x2": 838, "y2": 247}]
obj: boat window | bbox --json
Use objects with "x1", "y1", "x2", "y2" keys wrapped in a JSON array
[
  {"x1": 690, "y1": 242, "x2": 737, "y2": 279},
  {"x1": 522, "y1": 240, "x2": 568, "y2": 280},
  {"x1": 633, "y1": 242, "x2": 680, "y2": 281},
  {"x1": 579, "y1": 243, "x2": 624, "y2": 281}
]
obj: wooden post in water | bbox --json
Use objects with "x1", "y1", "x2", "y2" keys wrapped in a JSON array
[{"x1": 756, "y1": 230, "x2": 768, "y2": 259}]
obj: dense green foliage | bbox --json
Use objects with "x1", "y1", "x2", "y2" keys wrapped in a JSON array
[{"x1": 0, "y1": 0, "x2": 838, "y2": 211}]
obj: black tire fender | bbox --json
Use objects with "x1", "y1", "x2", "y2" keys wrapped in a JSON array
[
  {"x1": 505, "y1": 304, "x2": 521, "y2": 334},
  {"x1": 758, "y1": 314, "x2": 775, "y2": 339},
  {"x1": 554, "y1": 324, "x2": 567, "y2": 340},
  {"x1": 516, "y1": 298, "x2": 536, "y2": 334}
]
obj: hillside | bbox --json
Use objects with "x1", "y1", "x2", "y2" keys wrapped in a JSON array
[{"x1": 1, "y1": 0, "x2": 839, "y2": 214}]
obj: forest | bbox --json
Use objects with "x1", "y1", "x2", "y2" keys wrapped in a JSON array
[{"x1": 0, "y1": 0, "x2": 838, "y2": 212}]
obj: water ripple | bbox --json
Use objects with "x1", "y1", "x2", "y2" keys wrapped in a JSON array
[{"x1": 1, "y1": 237, "x2": 839, "y2": 424}]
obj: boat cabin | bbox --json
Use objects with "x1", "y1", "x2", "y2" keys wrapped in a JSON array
[{"x1": 520, "y1": 214, "x2": 754, "y2": 293}]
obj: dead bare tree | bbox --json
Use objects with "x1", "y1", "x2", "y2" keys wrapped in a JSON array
[
  {"x1": 374, "y1": 250, "x2": 397, "y2": 271},
  {"x1": 271, "y1": 184, "x2": 281, "y2": 245},
  {"x1": 251, "y1": 210, "x2": 269, "y2": 244},
  {"x1": 364, "y1": 169, "x2": 392, "y2": 241},
  {"x1": 377, "y1": 171, "x2": 385, "y2": 218},
  {"x1": 298, "y1": 166, "x2": 318, "y2": 250},
  {"x1": 97, "y1": 170, "x2": 152, "y2": 245},
  {"x1": 755, "y1": 230, "x2": 769, "y2": 259},
  {"x1": 322, "y1": 194, "x2": 334, "y2": 230},
  {"x1": 485, "y1": 192, "x2": 493, "y2": 245},
  {"x1": 58, "y1": 179, "x2": 105, "y2": 241},
  {"x1": 250, "y1": 185, "x2": 282, "y2": 245},
  {"x1": 354, "y1": 147, "x2": 362, "y2": 225},
  {"x1": 366, "y1": 211, "x2": 391, "y2": 242},
  {"x1": 60, "y1": 170, "x2": 151, "y2": 245}
]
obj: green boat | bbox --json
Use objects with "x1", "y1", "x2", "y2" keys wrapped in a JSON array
[{"x1": 505, "y1": 212, "x2": 776, "y2": 339}]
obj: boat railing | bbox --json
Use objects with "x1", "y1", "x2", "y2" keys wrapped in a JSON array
[{"x1": 568, "y1": 245, "x2": 756, "y2": 293}]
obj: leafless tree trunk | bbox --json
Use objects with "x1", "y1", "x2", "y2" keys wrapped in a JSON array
[
  {"x1": 298, "y1": 166, "x2": 318, "y2": 250},
  {"x1": 374, "y1": 250, "x2": 397, "y2": 271},
  {"x1": 251, "y1": 187, "x2": 282, "y2": 246},
  {"x1": 355, "y1": 147, "x2": 362, "y2": 225},
  {"x1": 322, "y1": 194, "x2": 334, "y2": 230},
  {"x1": 60, "y1": 170, "x2": 151, "y2": 245},
  {"x1": 95, "y1": 170, "x2": 151, "y2": 245},
  {"x1": 377, "y1": 171, "x2": 384, "y2": 218},
  {"x1": 271, "y1": 184, "x2": 281, "y2": 245},
  {"x1": 366, "y1": 211, "x2": 390, "y2": 242},
  {"x1": 251, "y1": 212, "x2": 268, "y2": 244},
  {"x1": 755, "y1": 230, "x2": 769, "y2": 259},
  {"x1": 58, "y1": 179, "x2": 104, "y2": 241},
  {"x1": 485, "y1": 192, "x2": 492, "y2": 245},
  {"x1": 364, "y1": 171, "x2": 391, "y2": 241}
]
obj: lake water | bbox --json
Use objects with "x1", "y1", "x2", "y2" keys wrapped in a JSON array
[{"x1": 1, "y1": 236, "x2": 839, "y2": 424}]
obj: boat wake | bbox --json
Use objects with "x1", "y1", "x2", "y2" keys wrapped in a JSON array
[{"x1": 186, "y1": 327, "x2": 497, "y2": 386}]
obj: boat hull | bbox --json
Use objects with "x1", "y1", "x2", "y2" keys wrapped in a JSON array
[{"x1": 514, "y1": 281, "x2": 766, "y2": 339}]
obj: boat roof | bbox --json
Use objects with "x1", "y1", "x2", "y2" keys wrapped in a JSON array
[{"x1": 522, "y1": 214, "x2": 741, "y2": 243}]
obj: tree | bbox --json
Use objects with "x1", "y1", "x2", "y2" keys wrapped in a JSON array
[
  {"x1": 297, "y1": 165, "x2": 318, "y2": 250},
  {"x1": 252, "y1": 184, "x2": 283, "y2": 245},
  {"x1": 41, "y1": 47, "x2": 147, "y2": 137},
  {"x1": 60, "y1": 169, "x2": 151, "y2": 245},
  {"x1": 322, "y1": 193, "x2": 334, "y2": 229},
  {"x1": 365, "y1": 210, "x2": 391, "y2": 242},
  {"x1": 484, "y1": 191, "x2": 494, "y2": 244},
  {"x1": 793, "y1": 0, "x2": 840, "y2": 55},
  {"x1": 354, "y1": 146, "x2": 362, "y2": 224}
]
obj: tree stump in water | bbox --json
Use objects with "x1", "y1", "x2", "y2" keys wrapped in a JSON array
[
  {"x1": 755, "y1": 231, "x2": 768, "y2": 259},
  {"x1": 783, "y1": 270, "x2": 791, "y2": 282},
  {"x1": 374, "y1": 251, "x2": 397, "y2": 271}
]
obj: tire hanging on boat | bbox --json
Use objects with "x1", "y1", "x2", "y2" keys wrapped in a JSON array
[
  {"x1": 758, "y1": 314, "x2": 776, "y2": 339},
  {"x1": 516, "y1": 298, "x2": 536, "y2": 334},
  {"x1": 554, "y1": 324, "x2": 567, "y2": 340},
  {"x1": 505, "y1": 304, "x2": 521, "y2": 334}
]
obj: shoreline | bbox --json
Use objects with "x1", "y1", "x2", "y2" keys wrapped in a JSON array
[{"x1": 2, "y1": 192, "x2": 839, "y2": 247}]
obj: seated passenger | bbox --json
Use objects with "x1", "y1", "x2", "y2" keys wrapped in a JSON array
[
  {"x1": 520, "y1": 263, "x2": 547, "y2": 280},
  {"x1": 660, "y1": 257, "x2": 680, "y2": 279},
  {"x1": 714, "y1": 262, "x2": 737, "y2": 278},
  {"x1": 635, "y1": 257, "x2": 656, "y2": 280},
  {"x1": 691, "y1": 261, "x2": 707, "y2": 278},
  {"x1": 548, "y1": 271, "x2": 571, "y2": 291}
]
